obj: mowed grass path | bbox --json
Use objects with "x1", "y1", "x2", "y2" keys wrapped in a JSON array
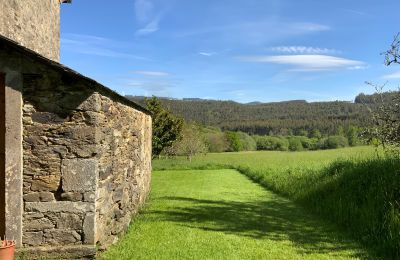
[{"x1": 102, "y1": 169, "x2": 371, "y2": 260}]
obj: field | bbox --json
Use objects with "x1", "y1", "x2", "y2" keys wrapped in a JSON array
[
  {"x1": 103, "y1": 147, "x2": 399, "y2": 259},
  {"x1": 102, "y1": 169, "x2": 371, "y2": 259}
]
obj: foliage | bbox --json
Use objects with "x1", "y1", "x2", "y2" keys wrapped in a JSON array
[
  {"x1": 253, "y1": 135, "x2": 289, "y2": 151},
  {"x1": 288, "y1": 137, "x2": 304, "y2": 151},
  {"x1": 145, "y1": 97, "x2": 183, "y2": 158},
  {"x1": 325, "y1": 135, "x2": 349, "y2": 149},
  {"x1": 128, "y1": 96, "x2": 377, "y2": 136},
  {"x1": 363, "y1": 34, "x2": 400, "y2": 154},
  {"x1": 173, "y1": 124, "x2": 207, "y2": 161},
  {"x1": 153, "y1": 147, "x2": 398, "y2": 258},
  {"x1": 225, "y1": 131, "x2": 256, "y2": 152}
]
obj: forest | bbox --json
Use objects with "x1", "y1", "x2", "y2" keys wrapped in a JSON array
[{"x1": 128, "y1": 91, "x2": 398, "y2": 136}]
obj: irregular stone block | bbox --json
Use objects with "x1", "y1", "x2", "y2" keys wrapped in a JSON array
[
  {"x1": 39, "y1": 192, "x2": 55, "y2": 202},
  {"x1": 23, "y1": 231, "x2": 43, "y2": 246},
  {"x1": 24, "y1": 212, "x2": 44, "y2": 221},
  {"x1": 23, "y1": 193, "x2": 40, "y2": 202},
  {"x1": 24, "y1": 192, "x2": 55, "y2": 202},
  {"x1": 83, "y1": 212, "x2": 95, "y2": 244},
  {"x1": 57, "y1": 213, "x2": 83, "y2": 230},
  {"x1": 112, "y1": 187, "x2": 124, "y2": 203},
  {"x1": 61, "y1": 192, "x2": 83, "y2": 202},
  {"x1": 83, "y1": 192, "x2": 96, "y2": 203},
  {"x1": 30, "y1": 175, "x2": 60, "y2": 192},
  {"x1": 23, "y1": 218, "x2": 54, "y2": 231},
  {"x1": 25, "y1": 202, "x2": 95, "y2": 213},
  {"x1": 61, "y1": 159, "x2": 98, "y2": 192},
  {"x1": 44, "y1": 229, "x2": 81, "y2": 245}
]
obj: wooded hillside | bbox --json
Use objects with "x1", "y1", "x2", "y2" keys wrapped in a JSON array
[{"x1": 127, "y1": 92, "x2": 398, "y2": 135}]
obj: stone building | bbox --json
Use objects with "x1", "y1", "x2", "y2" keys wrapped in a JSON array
[{"x1": 0, "y1": 0, "x2": 152, "y2": 258}]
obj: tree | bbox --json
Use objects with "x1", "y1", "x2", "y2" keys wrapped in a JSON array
[
  {"x1": 310, "y1": 129, "x2": 322, "y2": 139},
  {"x1": 365, "y1": 34, "x2": 400, "y2": 153},
  {"x1": 175, "y1": 124, "x2": 207, "y2": 161},
  {"x1": 145, "y1": 97, "x2": 183, "y2": 158}
]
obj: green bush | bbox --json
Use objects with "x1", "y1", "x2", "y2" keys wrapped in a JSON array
[
  {"x1": 225, "y1": 131, "x2": 256, "y2": 152},
  {"x1": 288, "y1": 137, "x2": 304, "y2": 151},
  {"x1": 326, "y1": 136, "x2": 349, "y2": 149},
  {"x1": 254, "y1": 136, "x2": 289, "y2": 151}
]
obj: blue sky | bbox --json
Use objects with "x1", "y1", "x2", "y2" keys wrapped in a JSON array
[{"x1": 61, "y1": 0, "x2": 400, "y2": 103}]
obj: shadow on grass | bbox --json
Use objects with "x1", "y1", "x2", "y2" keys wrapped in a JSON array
[{"x1": 145, "y1": 195, "x2": 376, "y2": 259}]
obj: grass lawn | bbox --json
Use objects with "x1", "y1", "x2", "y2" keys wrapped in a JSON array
[{"x1": 102, "y1": 169, "x2": 373, "y2": 260}]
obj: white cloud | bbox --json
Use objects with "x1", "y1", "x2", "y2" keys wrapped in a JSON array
[
  {"x1": 135, "y1": 17, "x2": 160, "y2": 36},
  {"x1": 290, "y1": 23, "x2": 330, "y2": 32},
  {"x1": 61, "y1": 34, "x2": 147, "y2": 60},
  {"x1": 269, "y1": 46, "x2": 338, "y2": 55},
  {"x1": 135, "y1": 0, "x2": 154, "y2": 23},
  {"x1": 133, "y1": 70, "x2": 170, "y2": 77},
  {"x1": 198, "y1": 52, "x2": 216, "y2": 57},
  {"x1": 382, "y1": 71, "x2": 400, "y2": 79},
  {"x1": 175, "y1": 21, "x2": 330, "y2": 46},
  {"x1": 134, "y1": 0, "x2": 165, "y2": 36},
  {"x1": 238, "y1": 55, "x2": 366, "y2": 71},
  {"x1": 127, "y1": 81, "x2": 173, "y2": 96}
]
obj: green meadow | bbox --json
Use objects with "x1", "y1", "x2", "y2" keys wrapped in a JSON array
[{"x1": 103, "y1": 147, "x2": 399, "y2": 259}]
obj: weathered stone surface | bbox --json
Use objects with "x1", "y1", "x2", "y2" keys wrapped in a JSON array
[
  {"x1": 0, "y1": 0, "x2": 61, "y2": 61},
  {"x1": 23, "y1": 231, "x2": 43, "y2": 246},
  {"x1": 16, "y1": 245, "x2": 96, "y2": 259},
  {"x1": 13, "y1": 44, "x2": 152, "y2": 251},
  {"x1": 61, "y1": 159, "x2": 98, "y2": 192},
  {"x1": 24, "y1": 212, "x2": 44, "y2": 220},
  {"x1": 61, "y1": 192, "x2": 83, "y2": 202},
  {"x1": 23, "y1": 193, "x2": 40, "y2": 202},
  {"x1": 57, "y1": 213, "x2": 83, "y2": 230},
  {"x1": 83, "y1": 213, "x2": 95, "y2": 244},
  {"x1": 24, "y1": 192, "x2": 55, "y2": 202},
  {"x1": 23, "y1": 218, "x2": 54, "y2": 231},
  {"x1": 112, "y1": 187, "x2": 124, "y2": 203},
  {"x1": 44, "y1": 230, "x2": 81, "y2": 245},
  {"x1": 83, "y1": 191, "x2": 96, "y2": 203},
  {"x1": 25, "y1": 202, "x2": 95, "y2": 213},
  {"x1": 30, "y1": 175, "x2": 60, "y2": 192}
]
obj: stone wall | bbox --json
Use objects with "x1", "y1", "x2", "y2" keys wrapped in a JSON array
[
  {"x1": 0, "y1": 38, "x2": 152, "y2": 257},
  {"x1": 0, "y1": 0, "x2": 60, "y2": 61},
  {"x1": 95, "y1": 95, "x2": 152, "y2": 247}
]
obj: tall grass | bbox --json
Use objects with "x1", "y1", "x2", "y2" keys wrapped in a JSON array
[{"x1": 153, "y1": 147, "x2": 400, "y2": 259}]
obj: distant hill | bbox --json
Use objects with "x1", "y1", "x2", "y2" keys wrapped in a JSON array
[{"x1": 127, "y1": 92, "x2": 398, "y2": 136}]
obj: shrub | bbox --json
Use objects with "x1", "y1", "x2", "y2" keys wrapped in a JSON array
[
  {"x1": 225, "y1": 131, "x2": 256, "y2": 152},
  {"x1": 254, "y1": 136, "x2": 288, "y2": 151},
  {"x1": 326, "y1": 136, "x2": 349, "y2": 149},
  {"x1": 288, "y1": 137, "x2": 304, "y2": 151}
]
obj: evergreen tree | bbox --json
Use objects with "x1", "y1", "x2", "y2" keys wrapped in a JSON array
[{"x1": 145, "y1": 97, "x2": 183, "y2": 158}]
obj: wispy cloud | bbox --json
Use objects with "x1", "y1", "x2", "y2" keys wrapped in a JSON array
[
  {"x1": 382, "y1": 71, "x2": 400, "y2": 79},
  {"x1": 133, "y1": 70, "x2": 170, "y2": 77},
  {"x1": 290, "y1": 23, "x2": 330, "y2": 32},
  {"x1": 135, "y1": 17, "x2": 160, "y2": 36},
  {"x1": 127, "y1": 81, "x2": 174, "y2": 96},
  {"x1": 61, "y1": 33, "x2": 147, "y2": 60},
  {"x1": 134, "y1": 0, "x2": 164, "y2": 36},
  {"x1": 341, "y1": 8, "x2": 369, "y2": 16},
  {"x1": 198, "y1": 52, "x2": 217, "y2": 57},
  {"x1": 175, "y1": 20, "x2": 330, "y2": 43},
  {"x1": 135, "y1": 0, "x2": 154, "y2": 23},
  {"x1": 269, "y1": 46, "x2": 339, "y2": 55},
  {"x1": 238, "y1": 55, "x2": 366, "y2": 71}
]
